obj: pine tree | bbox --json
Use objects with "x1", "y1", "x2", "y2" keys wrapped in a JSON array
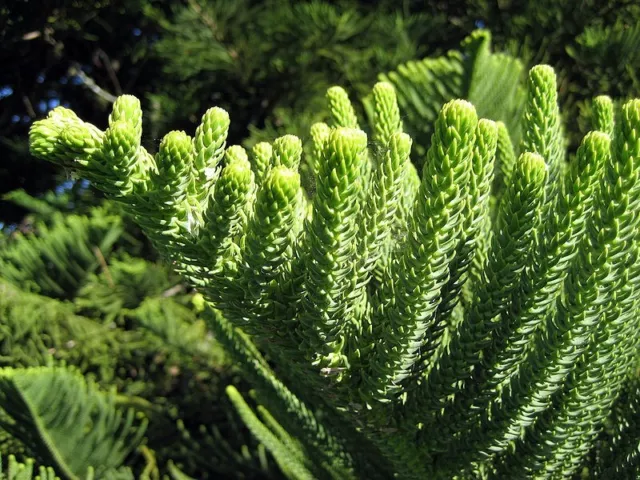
[{"x1": 28, "y1": 44, "x2": 640, "y2": 477}]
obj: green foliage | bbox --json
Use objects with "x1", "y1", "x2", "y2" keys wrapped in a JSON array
[
  {"x1": 0, "y1": 454, "x2": 60, "y2": 480},
  {"x1": 7, "y1": 2, "x2": 640, "y2": 478},
  {"x1": 0, "y1": 191, "x2": 281, "y2": 479},
  {"x1": 202, "y1": 308, "x2": 356, "y2": 479},
  {"x1": 368, "y1": 100, "x2": 478, "y2": 400},
  {"x1": 0, "y1": 366, "x2": 145, "y2": 479},
  {"x1": 591, "y1": 368, "x2": 640, "y2": 478},
  {"x1": 28, "y1": 49, "x2": 640, "y2": 478},
  {"x1": 439, "y1": 0, "x2": 640, "y2": 149},
  {"x1": 7, "y1": 0, "x2": 640, "y2": 231},
  {"x1": 145, "y1": 0, "x2": 445, "y2": 147},
  {"x1": 566, "y1": 18, "x2": 640, "y2": 97},
  {"x1": 226, "y1": 386, "x2": 314, "y2": 480},
  {"x1": 0, "y1": 279, "x2": 123, "y2": 377},
  {"x1": 0, "y1": 208, "x2": 123, "y2": 299},
  {"x1": 376, "y1": 30, "x2": 526, "y2": 167},
  {"x1": 0, "y1": 0, "x2": 156, "y2": 223}
]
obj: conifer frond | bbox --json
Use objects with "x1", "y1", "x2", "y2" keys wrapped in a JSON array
[
  {"x1": 492, "y1": 121, "x2": 517, "y2": 199},
  {"x1": 192, "y1": 107, "x2": 230, "y2": 202},
  {"x1": 0, "y1": 453, "x2": 135, "y2": 480},
  {"x1": 414, "y1": 151, "x2": 547, "y2": 415},
  {"x1": 226, "y1": 386, "x2": 314, "y2": 480},
  {"x1": 519, "y1": 64, "x2": 565, "y2": 200},
  {"x1": 128, "y1": 297, "x2": 216, "y2": 362},
  {"x1": 365, "y1": 100, "x2": 477, "y2": 401},
  {"x1": 0, "y1": 209, "x2": 123, "y2": 299},
  {"x1": 426, "y1": 130, "x2": 612, "y2": 474},
  {"x1": 379, "y1": 30, "x2": 526, "y2": 164},
  {"x1": 0, "y1": 454, "x2": 60, "y2": 480},
  {"x1": 233, "y1": 165, "x2": 303, "y2": 337},
  {"x1": 27, "y1": 55, "x2": 640, "y2": 479},
  {"x1": 250, "y1": 141, "x2": 274, "y2": 186},
  {"x1": 421, "y1": 119, "x2": 497, "y2": 369},
  {"x1": 2, "y1": 190, "x2": 59, "y2": 217},
  {"x1": 592, "y1": 95, "x2": 615, "y2": 136},
  {"x1": 594, "y1": 370, "x2": 640, "y2": 478},
  {"x1": 493, "y1": 98, "x2": 640, "y2": 479},
  {"x1": 326, "y1": 87, "x2": 360, "y2": 129},
  {"x1": 197, "y1": 155, "x2": 254, "y2": 275},
  {"x1": 298, "y1": 128, "x2": 368, "y2": 375},
  {"x1": 0, "y1": 366, "x2": 145, "y2": 480},
  {"x1": 203, "y1": 308, "x2": 357, "y2": 479},
  {"x1": 0, "y1": 279, "x2": 123, "y2": 374}
]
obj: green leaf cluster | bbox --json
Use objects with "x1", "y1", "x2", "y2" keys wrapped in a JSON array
[
  {"x1": 28, "y1": 40, "x2": 640, "y2": 477},
  {"x1": 0, "y1": 192, "x2": 282, "y2": 478}
]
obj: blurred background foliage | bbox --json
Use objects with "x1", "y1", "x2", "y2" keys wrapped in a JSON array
[
  {"x1": 1, "y1": 0, "x2": 640, "y2": 477},
  {"x1": 0, "y1": 188, "x2": 281, "y2": 478},
  {"x1": 3, "y1": 0, "x2": 640, "y2": 223}
]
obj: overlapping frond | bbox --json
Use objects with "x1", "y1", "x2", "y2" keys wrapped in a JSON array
[
  {"x1": 378, "y1": 30, "x2": 526, "y2": 165},
  {"x1": 0, "y1": 366, "x2": 146, "y2": 480},
  {"x1": 27, "y1": 50, "x2": 640, "y2": 479},
  {"x1": 0, "y1": 454, "x2": 59, "y2": 480},
  {"x1": 0, "y1": 209, "x2": 122, "y2": 299}
]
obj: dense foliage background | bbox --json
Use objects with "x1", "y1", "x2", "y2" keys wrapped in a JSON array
[
  {"x1": 3, "y1": 0, "x2": 640, "y2": 222},
  {"x1": 2, "y1": 1, "x2": 640, "y2": 478}
]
